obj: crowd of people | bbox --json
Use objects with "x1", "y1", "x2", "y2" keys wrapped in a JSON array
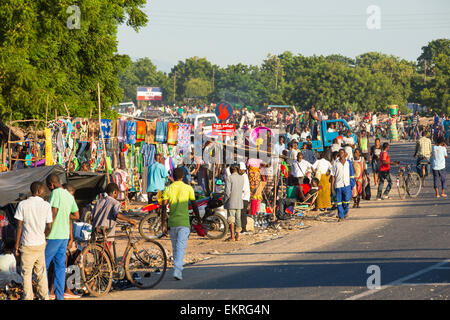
[{"x1": 1, "y1": 103, "x2": 449, "y2": 300}]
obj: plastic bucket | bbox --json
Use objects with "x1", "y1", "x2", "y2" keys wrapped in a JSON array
[{"x1": 389, "y1": 105, "x2": 398, "y2": 116}]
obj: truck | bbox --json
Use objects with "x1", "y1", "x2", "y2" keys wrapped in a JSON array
[{"x1": 292, "y1": 119, "x2": 357, "y2": 152}]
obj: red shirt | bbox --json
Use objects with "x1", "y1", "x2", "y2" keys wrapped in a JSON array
[
  {"x1": 298, "y1": 184, "x2": 311, "y2": 199},
  {"x1": 379, "y1": 151, "x2": 390, "y2": 172}
]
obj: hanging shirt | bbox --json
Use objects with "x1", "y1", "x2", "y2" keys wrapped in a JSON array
[
  {"x1": 155, "y1": 121, "x2": 168, "y2": 143},
  {"x1": 101, "y1": 119, "x2": 112, "y2": 140},
  {"x1": 126, "y1": 120, "x2": 137, "y2": 145},
  {"x1": 167, "y1": 122, "x2": 179, "y2": 145},
  {"x1": 177, "y1": 123, "x2": 192, "y2": 152},
  {"x1": 136, "y1": 121, "x2": 146, "y2": 143}
]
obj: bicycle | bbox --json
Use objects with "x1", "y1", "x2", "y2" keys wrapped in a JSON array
[
  {"x1": 78, "y1": 222, "x2": 167, "y2": 297},
  {"x1": 396, "y1": 163, "x2": 422, "y2": 199},
  {"x1": 139, "y1": 194, "x2": 229, "y2": 240}
]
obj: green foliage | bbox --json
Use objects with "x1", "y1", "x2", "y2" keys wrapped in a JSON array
[{"x1": 0, "y1": 0, "x2": 148, "y2": 121}]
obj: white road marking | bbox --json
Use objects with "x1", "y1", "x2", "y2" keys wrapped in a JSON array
[{"x1": 346, "y1": 258, "x2": 450, "y2": 300}]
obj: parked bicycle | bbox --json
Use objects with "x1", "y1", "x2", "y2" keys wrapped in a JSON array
[
  {"x1": 139, "y1": 193, "x2": 229, "y2": 240},
  {"x1": 396, "y1": 163, "x2": 422, "y2": 199},
  {"x1": 78, "y1": 222, "x2": 167, "y2": 297}
]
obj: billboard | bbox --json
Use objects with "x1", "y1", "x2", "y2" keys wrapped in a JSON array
[{"x1": 137, "y1": 87, "x2": 162, "y2": 101}]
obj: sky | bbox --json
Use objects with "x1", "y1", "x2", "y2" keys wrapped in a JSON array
[{"x1": 117, "y1": 0, "x2": 450, "y2": 73}]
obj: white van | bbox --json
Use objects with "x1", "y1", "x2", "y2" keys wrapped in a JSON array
[{"x1": 186, "y1": 113, "x2": 219, "y2": 136}]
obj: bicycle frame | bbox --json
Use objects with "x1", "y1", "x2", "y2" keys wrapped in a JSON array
[{"x1": 89, "y1": 226, "x2": 138, "y2": 279}]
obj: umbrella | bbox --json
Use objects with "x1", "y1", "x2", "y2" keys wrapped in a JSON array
[{"x1": 249, "y1": 126, "x2": 274, "y2": 145}]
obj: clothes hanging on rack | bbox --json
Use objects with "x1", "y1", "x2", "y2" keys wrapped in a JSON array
[
  {"x1": 167, "y1": 122, "x2": 179, "y2": 145},
  {"x1": 126, "y1": 120, "x2": 137, "y2": 145},
  {"x1": 177, "y1": 123, "x2": 192, "y2": 153},
  {"x1": 155, "y1": 121, "x2": 168, "y2": 143},
  {"x1": 145, "y1": 121, "x2": 156, "y2": 144},
  {"x1": 136, "y1": 121, "x2": 146, "y2": 143}
]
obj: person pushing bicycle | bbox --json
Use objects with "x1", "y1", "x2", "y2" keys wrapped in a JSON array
[{"x1": 91, "y1": 183, "x2": 137, "y2": 244}]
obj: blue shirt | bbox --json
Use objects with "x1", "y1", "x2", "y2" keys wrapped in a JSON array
[
  {"x1": 147, "y1": 162, "x2": 168, "y2": 193},
  {"x1": 180, "y1": 166, "x2": 192, "y2": 184},
  {"x1": 431, "y1": 145, "x2": 447, "y2": 171}
]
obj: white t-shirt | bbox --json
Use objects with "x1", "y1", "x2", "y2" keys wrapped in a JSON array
[
  {"x1": 313, "y1": 159, "x2": 333, "y2": 175},
  {"x1": 0, "y1": 254, "x2": 21, "y2": 286},
  {"x1": 343, "y1": 136, "x2": 355, "y2": 146},
  {"x1": 300, "y1": 131, "x2": 311, "y2": 141},
  {"x1": 288, "y1": 149, "x2": 299, "y2": 166},
  {"x1": 242, "y1": 173, "x2": 251, "y2": 202},
  {"x1": 372, "y1": 114, "x2": 378, "y2": 125},
  {"x1": 331, "y1": 159, "x2": 351, "y2": 188},
  {"x1": 14, "y1": 196, "x2": 53, "y2": 246},
  {"x1": 292, "y1": 159, "x2": 312, "y2": 178}
]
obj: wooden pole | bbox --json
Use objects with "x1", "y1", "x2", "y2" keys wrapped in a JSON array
[
  {"x1": 272, "y1": 165, "x2": 278, "y2": 221},
  {"x1": 97, "y1": 81, "x2": 110, "y2": 183},
  {"x1": 8, "y1": 113, "x2": 12, "y2": 170},
  {"x1": 63, "y1": 103, "x2": 70, "y2": 118}
]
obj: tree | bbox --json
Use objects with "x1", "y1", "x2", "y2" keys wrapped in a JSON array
[{"x1": 0, "y1": 0, "x2": 148, "y2": 120}]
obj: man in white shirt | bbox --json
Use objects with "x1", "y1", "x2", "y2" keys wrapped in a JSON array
[
  {"x1": 312, "y1": 156, "x2": 333, "y2": 180},
  {"x1": 274, "y1": 136, "x2": 286, "y2": 156},
  {"x1": 287, "y1": 141, "x2": 300, "y2": 180},
  {"x1": 331, "y1": 149, "x2": 353, "y2": 221},
  {"x1": 300, "y1": 127, "x2": 311, "y2": 142},
  {"x1": 14, "y1": 181, "x2": 53, "y2": 300},
  {"x1": 292, "y1": 152, "x2": 313, "y2": 184}
]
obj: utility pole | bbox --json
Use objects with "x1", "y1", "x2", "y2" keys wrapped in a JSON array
[
  {"x1": 173, "y1": 71, "x2": 177, "y2": 103},
  {"x1": 212, "y1": 67, "x2": 215, "y2": 91},
  {"x1": 275, "y1": 58, "x2": 280, "y2": 89}
]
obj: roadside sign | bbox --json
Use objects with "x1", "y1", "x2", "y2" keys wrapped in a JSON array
[
  {"x1": 212, "y1": 123, "x2": 235, "y2": 136},
  {"x1": 215, "y1": 102, "x2": 233, "y2": 121}
]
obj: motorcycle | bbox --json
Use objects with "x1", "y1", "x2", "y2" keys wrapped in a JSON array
[{"x1": 138, "y1": 193, "x2": 229, "y2": 240}]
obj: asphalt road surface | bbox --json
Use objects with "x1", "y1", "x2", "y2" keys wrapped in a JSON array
[{"x1": 95, "y1": 141, "x2": 450, "y2": 300}]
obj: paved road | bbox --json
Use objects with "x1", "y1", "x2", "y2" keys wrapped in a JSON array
[{"x1": 95, "y1": 141, "x2": 450, "y2": 300}]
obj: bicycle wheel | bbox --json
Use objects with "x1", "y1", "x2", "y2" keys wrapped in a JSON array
[
  {"x1": 396, "y1": 175, "x2": 406, "y2": 200},
  {"x1": 406, "y1": 172, "x2": 422, "y2": 198},
  {"x1": 125, "y1": 240, "x2": 167, "y2": 289},
  {"x1": 203, "y1": 213, "x2": 229, "y2": 240},
  {"x1": 139, "y1": 212, "x2": 164, "y2": 240},
  {"x1": 79, "y1": 243, "x2": 113, "y2": 297}
]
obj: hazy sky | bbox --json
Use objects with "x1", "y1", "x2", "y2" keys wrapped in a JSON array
[{"x1": 117, "y1": 0, "x2": 450, "y2": 73}]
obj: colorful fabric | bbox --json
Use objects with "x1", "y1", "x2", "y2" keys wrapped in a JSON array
[
  {"x1": 248, "y1": 166, "x2": 261, "y2": 195},
  {"x1": 118, "y1": 119, "x2": 127, "y2": 143},
  {"x1": 126, "y1": 120, "x2": 137, "y2": 145},
  {"x1": 177, "y1": 123, "x2": 191, "y2": 152},
  {"x1": 88, "y1": 119, "x2": 100, "y2": 141},
  {"x1": 145, "y1": 122, "x2": 156, "y2": 144},
  {"x1": 110, "y1": 119, "x2": 118, "y2": 139},
  {"x1": 167, "y1": 122, "x2": 179, "y2": 145},
  {"x1": 136, "y1": 121, "x2": 146, "y2": 143},
  {"x1": 155, "y1": 121, "x2": 168, "y2": 143},
  {"x1": 44, "y1": 128, "x2": 53, "y2": 166},
  {"x1": 100, "y1": 119, "x2": 111, "y2": 139},
  {"x1": 316, "y1": 173, "x2": 331, "y2": 209}
]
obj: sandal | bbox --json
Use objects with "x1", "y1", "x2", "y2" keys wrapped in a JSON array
[{"x1": 225, "y1": 237, "x2": 234, "y2": 242}]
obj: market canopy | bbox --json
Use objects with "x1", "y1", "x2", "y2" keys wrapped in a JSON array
[
  {"x1": 0, "y1": 165, "x2": 106, "y2": 207},
  {"x1": 0, "y1": 165, "x2": 67, "y2": 207}
]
